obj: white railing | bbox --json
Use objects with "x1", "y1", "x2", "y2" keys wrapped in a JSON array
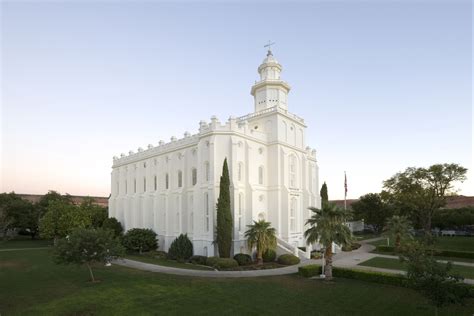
[
  {"x1": 236, "y1": 106, "x2": 305, "y2": 124},
  {"x1": 276, "y1": 236, "x2": 309, "y2": 260}
]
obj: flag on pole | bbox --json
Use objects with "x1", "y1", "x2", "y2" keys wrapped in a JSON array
[{"x1": 344, "y1": 171, "x2": 348, "y2": 198}]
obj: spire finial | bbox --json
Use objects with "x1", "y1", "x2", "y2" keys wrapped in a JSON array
[{"x1": 264, "y1": 40, "x2": 275, "y2": 56}]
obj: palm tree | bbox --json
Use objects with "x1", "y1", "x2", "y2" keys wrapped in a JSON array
[
  {"x1": 385, "y1": 215, "x2": 412, "y2": 250},
  {"x1": 245, "y1": 220, "x2": 277, "y2": 265},
  {"x1": 304, "y1": 203, "x2": 352, "y2": 280}
]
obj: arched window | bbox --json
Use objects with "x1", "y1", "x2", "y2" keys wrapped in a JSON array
[
  {"x1": 154, "y1": 175, "x2": 157, "y2": 191},
  {"x1": 289, "y1": 155, "x2": 297, "y2": 188},
  {"x1": 205, "y1": 192, "x2": 209, "y2": 232},
  {"x1": 125, "y1": 180, "x2": 128, "y2": 194},
  {"x1": 176, "y1": 212, "x2": 180, "y2": 231},
  {"x1": 190, "y1": 212, "x2": 194, "y2": 232},
  {"x1": 165, "y1": 173, "x2": 169, "y2": 189},
  {"x1": 203, "y1": 246, "x2": 208, "y2": 257},
  {"x1": 134, "y1": 178, "x2": 137, "y2": 193},
  {"x1": 290, "y1": 197, "x2": 297, "y2": 232},
  {"x1": 116, "y1": 182, "x2": 119, "y2": 195},
  {"x1": 258, "y1": 166, "x2": 264, "y2": 185},
  {"x1": 191, "y1": 168, "x2": 197, "y2": 186},
  {"x1": 178, "y1": 170, "x2": 183, "y2": 188},
  {"x1": 143, "y1": 177, "x2": 146, "y2": 192},
  {"x1": 238, "y1": 193, "x2": 243, "y2": 232},
  {"x1": 238, "y1": 163, "x2": 243, "y2": 182},
  {"x1": 205, "y1": 162, "x2": 210, "y2": 182}
]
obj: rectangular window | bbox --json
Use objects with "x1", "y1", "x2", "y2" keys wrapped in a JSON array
[
  {"x1": 144, "y1": 178, "x2": 146, "y2": 192},
  {"x1": 125, "y1": 181, "x2": 128, "y2": 194},
  {"x1": 134, "y1": 179, "x2": 137, "y2": 193},
  {"x1": 154, "y1": 175, "x2": 157, "y2": 191},
  {"x1": 165, "y1": 174, "x2": 169, "y2": 189},
  {"x1": 238, "y1": 194, "x2": 242, "y2": 232},
  {"x1": 205, "y1": 163, "x2": 210, "y2": 182},
  {"x1": 258, "y1": 166, "x2": 263, "y2": 185},
  {"x1": 205, "y1": 193, "x2": 209, "y2": 232},
  {"x1": 116, "y1": 182, "x2": 119, "y2": 195},
  {"x1": 192, "y1": 168, "x2": 197, "y2": 186},
  {"x1": 178, "y1": 171, "x2": 183, "y2": 188}
]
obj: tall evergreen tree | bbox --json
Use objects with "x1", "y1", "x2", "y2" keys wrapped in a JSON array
[
  {"x1": 320, "y1": 182, "x2": 328, "y2": 207},
  {"x1": 216, "y1": 158, "x2": 233, "y2": 258}
]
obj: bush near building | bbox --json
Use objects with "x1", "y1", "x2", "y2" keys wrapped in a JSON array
[
  {"x1": 277, "y1": 254, "x2": 300, "y2": 265},
  {"x1": 122, "y1": 228, "x2": 157, "y2": 253}
]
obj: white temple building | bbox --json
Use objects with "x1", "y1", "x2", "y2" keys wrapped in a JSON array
[{"x1": 109, "y1": 49, "x2": 321, "y2": 258}]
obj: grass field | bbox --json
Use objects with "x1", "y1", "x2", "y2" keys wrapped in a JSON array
[
  {"x1": 369, "y1": 236, "x2": 474, "y2": 252},
  {"x1": 359, "y1": 257, "x2": 474, "y2": 279},
  {"x1": 1, "y1": 241, "x2": 474, "y2": 315}
]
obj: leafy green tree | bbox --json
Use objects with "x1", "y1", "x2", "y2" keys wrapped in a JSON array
[
  {"x1": 352, "y1": 193, "x2": 392, "y2": 234},
  {"x1": 304, "y1": 203, "x2": 352, "y2": 279},
  {"x1": 79, "y1": 197, "x2": 108, "y2": 228},
  {"x1": 39, "y1": 200, "x2": 90, "y2": 245},
  {"x1": 383, "y1": 163, "x2": 467, "y2": 234},
  {"x1": 245, "y1": 220, "x2": 276, "y2": 265},
  {"x1": 54, "y1": 228, "x2": 125, "y2": 282},
  {"x1": 122, "y1": 228, "x2": 157, "y2": 253},
  {"x1": 216, "y1": 158, "x2": 232, "y2": 258},
  {"x1": 320, "y1": 182, "x2": 328, "y2": 207},
  {"x1": 168, "y1": 233, "x2": 193, "y2": 261},
  {"x1": 400, "y1": 241, "x2": 471, "y2": 316},
  {"x1": 101, "y1": 217, "x2": 123, "y2": 237},
  {"x1": 385, "y1": 215, "x2": 412, "y2": 250},
  {"x1": 0, "y1": 205, "x2": 13, "y2": 240},
  {"x1": 0, "y1": 192, "x2": 40, "y2": 239},
  {"x1": 37, "y1": 191, "x2": 73, "y2": 215}
]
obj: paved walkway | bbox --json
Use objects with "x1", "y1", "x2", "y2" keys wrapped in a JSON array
[
  {"x1": 114, "y1": 236, "x2": 474, "y2": 283},
  {"x1": 113, "y1": 258, "x2": 321, "y2": 278}
]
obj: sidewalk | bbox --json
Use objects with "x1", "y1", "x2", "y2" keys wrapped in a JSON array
[{"x1": 113, "y1": 258, "x2": 321, "y2": 278}]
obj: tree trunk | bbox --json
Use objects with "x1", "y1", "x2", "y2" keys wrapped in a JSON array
[
  {"x1": 395, "y1": 235, "x2": 401, "y2": 250},
  {"x1": 257, "y1": 250, "x2": 263, "y2": 265},
  {"x1": 86, "y1": 263, "x2": 95, "y2": 282},
  {"x1": 324, "y1": 246, "x2": 333, "y2": 280}
]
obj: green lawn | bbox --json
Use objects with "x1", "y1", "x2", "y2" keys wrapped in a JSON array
[
  {"x1": 369, "y1": 236, "x2": 474, "y2": 252},
  {"x1": 1, "y1": 247, "x2": 474, "y2": 315},
  {"x1": 353, "y1": 232, "x2": 381, "y2": 241},
  {"x1": 359, "y1": 256, "x2": 474, "y2": 279},
  {"x1": 0, "y1": 238, "x2": 53, "y2": 249},
  {"x1": 125, "y1": 254, "x2": 215, "y2": 271}
]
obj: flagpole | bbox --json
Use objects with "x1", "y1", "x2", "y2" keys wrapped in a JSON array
[{"x1": 344, "y1": 171, "x2": 347, "y2": 211}]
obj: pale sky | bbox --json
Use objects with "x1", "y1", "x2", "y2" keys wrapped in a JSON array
[{"x1": 1, "y1": 0, "x2": 472, "y2": 200}]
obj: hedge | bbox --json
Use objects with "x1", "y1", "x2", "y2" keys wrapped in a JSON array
[
  {"x1": 434, "y1": 250, "x2": 474, "y2": 259},
  {"x1": 298, "y1": 264, "x2": 409, "y2": 287},
  {"x1": 233, "y1": 253, "x2": 252, "y2": 266},
  {"x1": 262, "y1": 249, "x2": 276, "y2": 262},
  {"x1": 277, "y1": 254, "x2": 300, "y2": 265},
  {"x1": 205, "y1": 257, "x2": 239, "y2": 269},
  {"x1": 375, "y1": 246, "x2": 396, "y2": 253},
  {"x1": 189, "y1": 255, "x2": 207, "y2": 265}
]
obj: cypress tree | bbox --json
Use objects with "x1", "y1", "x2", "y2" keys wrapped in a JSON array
[
  {"x1": 320, "y1": 182, "x2": 328, "y2": 207},
  {"x1": 216, "y1": 158, "x2": 233, "y2": 258}
]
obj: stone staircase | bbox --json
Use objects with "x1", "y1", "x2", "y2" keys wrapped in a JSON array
[{"x1": 276, "y1": 236, "x2": 310, "y2": 260}]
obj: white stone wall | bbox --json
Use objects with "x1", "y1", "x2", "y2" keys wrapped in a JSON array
[{"x1": 109, "y1": 52, "x2": 320, "y2": 256}]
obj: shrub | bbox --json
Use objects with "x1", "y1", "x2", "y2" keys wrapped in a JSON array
[
  {"x1": 311, "y1": 251, "x2": 322, "y2": 259},
  {"x1": 206, "y1": 256, "x2": 219, "y2": 268},
  {"x1": 189, "y1": 255, "x2": 207, "y2": 265},
  {"x1": 277, "y1": 254, "x2": 300, "y2": 265},
  {"x1": 298, "y1": 264, "x2": 322, "y2": 277},
  {"x1": 234, "y1": 253, "x2": 252, "y2": 266},
  {"x1": 122, "y1": 228, "x2": 157, "y2": 253},
  {"x1": 342, "y1": 242, "x2": 362, "y2": 252},
  {"x1": 168, "y1": 234, "x2": 193, "y2": 261},
  {"x1": 101, "y1": 217, "x2": 123, "y2": 237},
  {"x1": 205, "y1": 257, "x2": 239, "y2": 269},
  {"x1": 376, "y1": 245, "x2": 396, "y2": 253},
  {"x1": 298, "y1": 264, "x2": 408, "y2": 287},
  {"x1": 262, "y1": 249, "x2": 276, "y2": 262}
]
